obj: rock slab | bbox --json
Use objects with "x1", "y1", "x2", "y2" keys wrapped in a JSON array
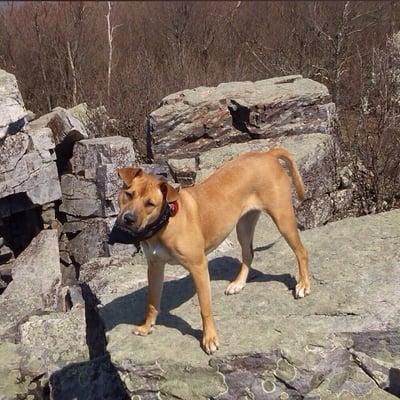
[
  {"x1": 148, "y1": 75, "x2": 335, "y2": 159},
  {"x1": 0, "y1": 128, "x2": 61, "y2": 218},
  {"x1": 0, "y1": 69, "x2": 27, "y2": 139},
  {"x1": 0, "y1": 230, "x2": 62, "y2": 340},
  {"x1": 50, "y1": 210, "x2": 400, "y2": 399}
]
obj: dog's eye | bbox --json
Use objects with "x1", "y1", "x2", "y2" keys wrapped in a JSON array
[
  {"x1": 145, "y1": 200, "x2": 155, "y2": 208},
  {"x1": 124, "y1": 191, "x2": 134, "y2": 200}
]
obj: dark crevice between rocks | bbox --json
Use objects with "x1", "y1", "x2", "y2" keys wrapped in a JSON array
[
  {"x1": 145, "y1": 116, "x2": 154, "y2": 161},
  {"x1": 228, "y1": 100, "x2": 251, "y2": 134},
  {"x1": 53, "y1": 130, "x2": 83, "y2": 176},
  {"x1": 0, "y1": 202, "x2": 44, "y2": 292},
  {"x1": 228, "y1": 100, "x2": 262, "y2": 140}
]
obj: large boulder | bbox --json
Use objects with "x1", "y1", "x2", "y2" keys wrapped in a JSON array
[
  {"x1": 59, "y1": 137, "x2": 136, "y2": 265},
  {"x1": 0, "y1": 128, "x2": 61, "y2": 218},
  {"x1": 19, "y1": 308, "x2": 89, "y2": 374},
  {"x1": 51, "y1": 210, "x2": 400, "y2": 399},
  {"x1": 70, "y1": 137, "x2": 135, "y2": 179},
  {"x1": 0, "y1": 230, "x2": 62, "y2": 340},
  {"x1": 68, "y1": 102, "x2": 111, "y2": 139},
  {"x1": 28, "y1": 107, "x2": 88, "y2": 173},
  {"x1": 148, "y1": 75, "x2": 335, "y2": 160},
  {"x1": 168, "y1": 133, "x2": 341, "y2": 228},
  {"x1": 0, "y1": 69, "x2": 27, "y2": 139},
  {"x1": 0, "y1": 307, "x2": 89, "y2": 400}
]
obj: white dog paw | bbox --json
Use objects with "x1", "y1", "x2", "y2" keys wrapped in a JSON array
[
  {"x1": 295, "y1": 283, "x2": 310, "y2": 299},
  {"x1": 225, "y1": 281, "x2": 245, "y2": 295}
]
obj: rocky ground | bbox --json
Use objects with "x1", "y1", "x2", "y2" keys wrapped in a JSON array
[
  {"x1": 0, "y1": 68, "x2": 399, "y2": 399},
  {"x1": 3, "y1": 210, "x2": 396, "y2": 399}
]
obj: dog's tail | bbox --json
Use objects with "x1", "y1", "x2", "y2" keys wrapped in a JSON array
[{"x1": 268, "y1": 147, "x2": 305, "y2": 201}]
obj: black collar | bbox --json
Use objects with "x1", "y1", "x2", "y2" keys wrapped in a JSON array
[{"x1": 108, "y1": 203, "x2": 172, "y2": 247}]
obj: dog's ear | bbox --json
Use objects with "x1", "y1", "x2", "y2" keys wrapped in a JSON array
[
  {"x1": 117, "y1": 167, "x2": 143, "y2": 187},
  {"x1": 160, "y1": 181, "x2": 180, "y2": 202}
]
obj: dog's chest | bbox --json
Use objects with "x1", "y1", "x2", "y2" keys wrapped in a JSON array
[{"x1": 142, "y1": 242, "x2": 179, "y2": 265}]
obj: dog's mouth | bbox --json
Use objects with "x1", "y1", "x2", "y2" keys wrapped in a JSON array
[
  {"x1": 109, "y1": 222, "x2": 142, "y2": 245},
  {"x1": 116, "y1": 221, "x2": 139, "y2": 234}
]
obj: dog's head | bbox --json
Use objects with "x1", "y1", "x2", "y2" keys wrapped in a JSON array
[{"x1": 116, "y1": 167, "x2": 179, "y2": 233}]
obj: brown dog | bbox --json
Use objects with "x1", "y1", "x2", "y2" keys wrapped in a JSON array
[{"x1": 116, "y1": 147, "x2": 310, "y2": 354}]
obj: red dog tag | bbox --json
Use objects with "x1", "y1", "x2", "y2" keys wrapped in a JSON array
[{"x1": 169, "y1": 201, "x2": 179, "y2": 217}]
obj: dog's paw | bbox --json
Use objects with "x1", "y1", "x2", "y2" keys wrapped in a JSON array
[
  {"x1": 295, "y1": 282, "x2": 311, "y2": 299},
  {"x1": 202, "y1": 333, "x2": 220, "y2": 355},
  {"x1": 132, "y1": 324, "x2": 154, "y2": 336},
  {"x1": 225, "y1": 281, "x2": 245, "y2": 295}
]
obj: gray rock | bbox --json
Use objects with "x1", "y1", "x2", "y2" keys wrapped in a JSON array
[
  {"x1": 0, "y1": 307, "x2": 89, "y2": 400},
  {"x1": 19, "y1": 308, "x2": 89, "y2": 374},
  {"x1": 0, "y1": 243, "x2": 13, "y2": 263},
  {"x1": 27, "y1": 106, "x2": 88, "y2": 174},
  {"x1": 70, "y1": 136, "x2": 135, "y2": 179},
  {"x1": 67, "y1": 219, "x2": 110, "y2": 265},
  {"x1": 28, "y1": 106, "x2": 87, "y2": 148},
  {"x1": 168, "y1": 133, "x2": 338, "y2": 228},
  {"x1": 59, "y1": 136, "x2": 138, "y2": 264},
  {"x1": 68, "y1": 102, "x2": 110, "y2": 138},
  {"x1": 60, "y1": 174, "x2": 101, "y2": 217},
  {"x1": 0, "y1": 128, "x2": 62, "y2": 218},
  {"x1": 140, "y1": 163, "x2": 173, "y2": 180},
  {"x1": 41, "y1": 203, "x2": 56, "y2": 227},
  {"x1": 0, "y1": 276, "x2": 7, "y2": 291},
  {"x1": 25, "y1": 110, "x2": 36, "y2": 122},
  {"x1": 80, "y1": 256, "x2": 184, "y2": 306},
  {"x1": 45, "y1": 210, "x2": 400, "y2": 399},
  {"x1": 148, "y1": 75, "x2": 336, "y2": 159},
  {"x1": 0, "y1": 69, "x2": 27, "y2": 139},
  {"x1": 60, "y1": 166, "x2": 121, "y2": 219},
  {"x1": 0, "y1": 341, "x2": 35, "y2": 400},
  {"x1": 73, "y1": 210, "x2": 399, "y2": 399},
  {"x1": 66, "y1": 217, "x2": 136, "y2": 265},
  {"x1": 0, "y1": 230, "x2": 62, "y2": 340}
]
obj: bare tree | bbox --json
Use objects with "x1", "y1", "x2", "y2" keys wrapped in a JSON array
[
  {"x1": 311, "y1": 1, "x2": 382, "y2": 107},
  {"x1": 106, "y1": 1, "x2": 121, "y2": 102},
  {"x1": 33, "y1": 3, "x2": 52, "y2": 111}
]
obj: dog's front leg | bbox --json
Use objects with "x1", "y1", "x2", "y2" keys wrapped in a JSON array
[
  {"x1": 189, "y1": 257, "x2": 219, "y2": 354},
  {"x1": 133, "y1": 260, "x2": 165, "y2": 336}
]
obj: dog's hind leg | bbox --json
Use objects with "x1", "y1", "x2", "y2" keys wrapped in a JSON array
[
  {"x1": 225, "y1": 210, "x2": 260, "y2": 295},
  {"x1": 267, "y1": 202, "x2": 310, "y2": 299}
]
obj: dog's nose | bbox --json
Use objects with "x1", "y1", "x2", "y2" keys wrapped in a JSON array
[{"x1": 123, "y1": 211, "x2": 137, "y2": 225}]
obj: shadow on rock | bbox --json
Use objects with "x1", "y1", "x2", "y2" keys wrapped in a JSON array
[
  {"x1": 387, "y1": 367, "x2": 400, "y2": 397},
  {"x1": 100, "y1": 255, "x2": 296, "y2": 343},
  {"x1": 49, "y1": 354, "x2": 129, "y2": 400},
  {"x1": 48, "y1": 284, "x2": 131, "y2": 400}
]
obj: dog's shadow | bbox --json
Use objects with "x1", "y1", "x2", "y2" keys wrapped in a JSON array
[{"x1": 100, "y1": 250, "x2": 296, "y2": 343}]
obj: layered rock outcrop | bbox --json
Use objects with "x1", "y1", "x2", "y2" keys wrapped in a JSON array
[
  {"x1": 148, "y1": 75, "x2": 335, "y2": 159},
  {"x1": 149, "y1": 75, "x2": 352, "y2": 228}
]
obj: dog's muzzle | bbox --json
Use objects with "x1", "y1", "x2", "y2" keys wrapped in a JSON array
[{"x1": 108, "y1": 202, "x2": 174, "y2": 246}]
